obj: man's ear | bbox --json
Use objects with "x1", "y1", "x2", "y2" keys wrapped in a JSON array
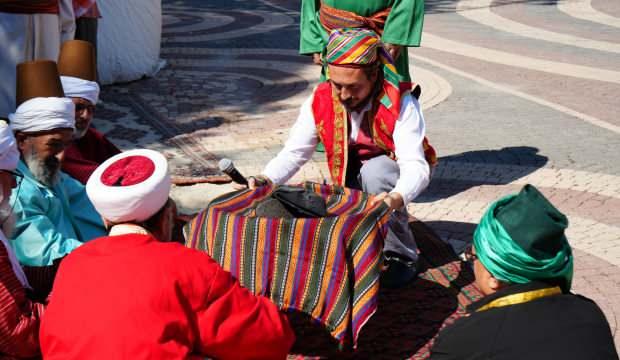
[
  {"x1": 14, "y1": 132, "x2": 28, "y2": 152},
  {"x1": 488, "y1": 276, "x2": 503, "y2": 292}
]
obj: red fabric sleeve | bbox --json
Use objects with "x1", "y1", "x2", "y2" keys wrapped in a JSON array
[
  {"x1": 191, "y1": 255, "x2": 295, "y2": 359},
  {"x1": 0, "y1": 251, "x2": 45, "y2": 358}
]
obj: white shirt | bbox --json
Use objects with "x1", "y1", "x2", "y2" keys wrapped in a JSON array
[{"x1": 263, "y1": 93, "x2": 430, "y2": 204}]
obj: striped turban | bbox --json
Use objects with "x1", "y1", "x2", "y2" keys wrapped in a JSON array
[
  {"x1": 324, "y1": 28, "x2": 402, "y2": 112},
  {"x1": 474, "y1": 185, "x2": 574, "y2": 293},
  {"x1": 325, "y1": 28, "x2": 381, "y2": 66}
]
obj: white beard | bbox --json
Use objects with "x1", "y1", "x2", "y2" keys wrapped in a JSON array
[{"x1": 24, "y1": 148, "x2": 61, "y2": 187}]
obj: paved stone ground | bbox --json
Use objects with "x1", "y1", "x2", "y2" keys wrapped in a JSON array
[{"x1": 94, "y1": 0, "x2": 620, "y2": 351}]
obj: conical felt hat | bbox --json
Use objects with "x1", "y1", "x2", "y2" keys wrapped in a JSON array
[
  {"x1": 15, "y1": 60, "x2": 65, "y2": 106},
  {"x1": 58, "y1": 40, "x2": 97, "y2": 81}
]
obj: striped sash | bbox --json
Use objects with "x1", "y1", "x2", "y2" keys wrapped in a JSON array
[
  {"x1": 185, "y1": 182, "x2": 390, "y2": 348},
  {"x1": 319, "y1": 3, "x2": 391, "y2": 36}
]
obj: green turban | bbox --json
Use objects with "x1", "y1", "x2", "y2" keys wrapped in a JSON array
[{"x1": 473, "y1": 185, "x2": 573, "y2": 292}]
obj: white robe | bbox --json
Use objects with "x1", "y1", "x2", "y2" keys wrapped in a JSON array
[{"x1": 0, "y1": 1, "x2": 75, "y2": 118}]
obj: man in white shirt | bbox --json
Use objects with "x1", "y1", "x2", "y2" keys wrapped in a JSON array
[{"x1": 249, "y1": 28, "x2": 436, "y2": 288}]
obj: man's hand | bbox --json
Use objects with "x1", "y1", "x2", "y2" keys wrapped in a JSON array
[
  {"x1": 370, "y1": 192, "x2": 405, "y2": 211},
  {"x1": 232, "y1": 175, "x2": 271, "y2": 190},
  {"x1": 384, "y1": 43, "x2": 403, "y2": 61},
  {"x1": 312, "y1": 53, "x2": 323, "y2": 66}
]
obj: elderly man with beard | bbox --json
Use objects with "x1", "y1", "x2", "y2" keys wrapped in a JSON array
[
  {"x1": 0, "y1": 121, "x2": 46, "y2": 358},
  {"x1": 249, "y1": 28, "x2": 436, "y2": 288},
  {"x1": 58, "y1": 40, "x2": 121, "y2": 184},
  {"x1": 7, "y1": 60, "x2": 106, "y2": 298}
]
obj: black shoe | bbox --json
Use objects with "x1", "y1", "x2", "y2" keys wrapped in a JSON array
[{"x1": 381, "y1": 252, "x2": 418, "y2": 289}]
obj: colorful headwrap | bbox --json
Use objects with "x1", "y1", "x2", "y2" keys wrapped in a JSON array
[
  {"x1": 473, "y1": 185, "x2": 574, "y2": 293},
  {"x1": 324, "y1": 28, "x2": 402, "y2": 114}
]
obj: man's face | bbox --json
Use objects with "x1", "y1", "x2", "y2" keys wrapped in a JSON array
[
  {"x1": 469, "y1": 246, "x2": 502, "y2": 296},
  {"x1": 71, "y1": 97, "x2": 95, "y2": 139},
  {"x1": 17, "y1": 129, "x2": 73, "y2": 187},
  {"x1": 328, "y1": 64, "x2": 377, "y2": 112}
]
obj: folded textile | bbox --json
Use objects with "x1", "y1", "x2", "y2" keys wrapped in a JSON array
[{"x1": 184, "y1": 182, "x2": 390, "y2": 348}]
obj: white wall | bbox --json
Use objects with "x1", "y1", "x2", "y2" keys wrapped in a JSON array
[{"x1": 97, "y1": 0, "x2": 164, "y2": 85}]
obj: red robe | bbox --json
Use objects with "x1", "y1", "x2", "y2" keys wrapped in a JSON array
[
  {"x1": 0, "y1": 0, "x2": 59, "y2": 14},
  {"x1": 40, "y1": 234, "x2": 295, "y2": 359},
  {"x1": 0, "y1": 243, "x2": 45, "y2": 358},
  {"x1": 62, "y1": 127, "x2": 121, "y2": 184}
]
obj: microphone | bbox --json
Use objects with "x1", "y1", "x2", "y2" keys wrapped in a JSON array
[{"x1": 218, "y1": 158, "x2": 248, "y2": 186}]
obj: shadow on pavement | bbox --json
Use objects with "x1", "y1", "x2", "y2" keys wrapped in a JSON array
[
  {"x1": 422, "y1": 220, "x2": 478, "y2": 258},
  {"x1": 418, "y1": 146, "x2": 548, "y2": 203}
]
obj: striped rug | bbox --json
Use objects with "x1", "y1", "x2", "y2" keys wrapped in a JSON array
[{"x1": 184, "y1": 182, "x2": 391, "y2": 348}]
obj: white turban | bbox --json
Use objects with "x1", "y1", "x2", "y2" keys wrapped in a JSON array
[
  {"x1": 86, "y1": 149, "x2": 171, "y2": 223},
  {"x1": 9, "y1": 97, "x2": 75, "y2": 132},
  {"x1": 61, "y1": 75, "x2": 100, "y2": 105},
  {"x1": 0, "y1": 121, "x2": 19, "y2": 171}
]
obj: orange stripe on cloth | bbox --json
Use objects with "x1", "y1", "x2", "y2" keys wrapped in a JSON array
[
  {"x1": 184, "y1": 182, "x2": 390, "y2": 349},
  {"x1": 319, "y1": 3, "x2": 391, "y2": 36}
]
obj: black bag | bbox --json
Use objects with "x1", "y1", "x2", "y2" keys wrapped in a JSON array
[{"x1": 256, "y1": 185, "x2": 328, "y2": 218}]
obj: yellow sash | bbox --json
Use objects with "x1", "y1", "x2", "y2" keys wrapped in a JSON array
[{"x1": 476, "y1": 286, "x2": 562, "y2": 312}]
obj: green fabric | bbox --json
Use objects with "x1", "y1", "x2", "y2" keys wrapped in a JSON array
[
  {"x1": 496, "y1": 184, "x2": 569, "y2": 259},
  {"x1": 300, "y1": 0, "x2": 425, "y2": 83},
  {"x1": 473, "y1": 186, "x2": 574, "y2": 293}
]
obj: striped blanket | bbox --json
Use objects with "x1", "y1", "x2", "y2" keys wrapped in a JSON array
[{"x1": 184, "y1": 182, "x2": 390, "y2": 347}]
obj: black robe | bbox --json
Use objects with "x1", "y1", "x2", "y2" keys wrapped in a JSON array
[{"x1": 430, "y1": 281, "x2": 619, "y2": 360}]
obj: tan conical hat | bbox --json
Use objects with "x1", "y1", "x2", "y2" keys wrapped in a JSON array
[
  {"x1": 15, "y1": 60, "x2": 65, "y2": 107},
  {"x1": 58, "y1": 40, "x2": 97, "y2": 81}
]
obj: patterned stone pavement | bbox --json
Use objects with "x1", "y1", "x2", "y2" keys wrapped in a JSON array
[{"x1": 94, "y1": 0, "x2": 620, "y2": 351}]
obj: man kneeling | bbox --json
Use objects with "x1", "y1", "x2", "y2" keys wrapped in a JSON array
[
  {"x1": 430, "y1": 185, "x2": 618, "y2": 360},
  {"x1": 40, "y1": 149, "x2": 295, "y2": 359}
]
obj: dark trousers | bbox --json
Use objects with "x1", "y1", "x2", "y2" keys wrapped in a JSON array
[
  {"x1": 75, "y1": 17, "x2": 98, "y2": 80},
  {"x1": 346, "y1": 155, "x2": 419, "y2": 262}
]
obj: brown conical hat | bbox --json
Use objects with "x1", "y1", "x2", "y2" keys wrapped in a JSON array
[
  {"x1": 15, "y1": 60, "x2": 65, "y2": 106},
  {"x1": 58, "y1": 40, "x2": 97, "y2": 81}
]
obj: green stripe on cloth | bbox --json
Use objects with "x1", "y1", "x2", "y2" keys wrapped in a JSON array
[{"x1": 184, "y1": 182, "x2": 390, "y2": 348}]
